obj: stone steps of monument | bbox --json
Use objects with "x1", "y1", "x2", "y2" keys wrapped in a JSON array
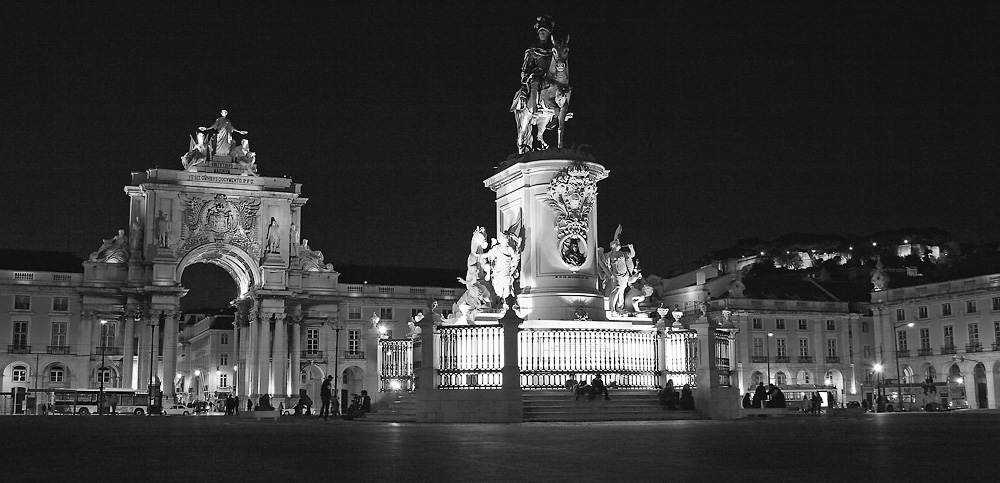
[
  {"x1": 523, "y1": 390, "x2": 706, "y2": 422},
  {"x1": 366, "y1": 392, "x2": 417, "y2": 422}
]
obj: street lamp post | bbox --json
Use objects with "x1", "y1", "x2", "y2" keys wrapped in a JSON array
[
  {"x1": 893, "y1": 322, "x2": 914, "y2": 411},
  {"x1": 874, "y1": 363, "x2": 885, "y2": 412},
  {"x1": 99, "y1": 319, "x2": 107, "y2": 416},
  {"x1": 332, "y1": 319, "x2": 343, "y2": 415},
  {"x1": 766, "y1": 332, "x2": 773, "y2": 385}
]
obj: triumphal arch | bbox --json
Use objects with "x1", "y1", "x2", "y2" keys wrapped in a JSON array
[{"x1": 80, "y1": 122, "x2": 342, "y2": 403}]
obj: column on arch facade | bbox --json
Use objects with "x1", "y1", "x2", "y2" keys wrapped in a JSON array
[
  {"x1": 122, "y1": 312, "x2": 135, "y2": 389},
  {"x1": 271, "y1": 311, "x2": 289, "y2": 398},
  {"x1": 257, "y1": 313, "x2": 272, "y2": 395},
  {"x1": 289, "y1": 317, "x2": 302, "y2": 398},
  {"x1": 162, "y1": 311, "x2": 179, "y2": 400}
]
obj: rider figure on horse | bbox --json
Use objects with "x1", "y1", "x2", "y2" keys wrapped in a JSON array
[{"x1": 520, "y1": 15, "x2": 555, "y2": 114}]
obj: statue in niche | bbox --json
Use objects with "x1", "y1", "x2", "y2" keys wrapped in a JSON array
[
  {"x1": 264, "y1": 217, "x2": 280, "y2": 254},
  {"x1": 130, "y1": 216, "x2": 143, "y2": 259},
  {"x1": 198, "y1": 109, "x2": 247, "y2": 157},
  {"x1": 289, "y1": 223, "x2": 300, "y2": 255},
  {"x1": 296, "y1": 239, "x2": 335, "y2": 272},
  {"x1": 180, "y1": 132, "x2": 208, "y2": 171},
  {"x1": 155, "y1": 211, "x2": 171, "y2": 248},
  {"x1": 229, "y1": 139, "x2": 259, "y2": 177},
  {"x1": 597, "y1": 225, "x2": 640, "y2": 315},
  {"x1": 511, "y1": 15, "x2": 572, "y2": 153},
  {"x1": 89, "y1": 229, "x2": 129, "y2": 263}
]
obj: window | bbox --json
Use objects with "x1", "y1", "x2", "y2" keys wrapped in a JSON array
[
  {"x1": 798, "y1": 339, "x2": 809, "y2": 357},
  {"x1": 752, "y1": 318, "x2": 763, "y2": 330},
  {"x1": 775, "y1": 372, "x2": 787, "y2": 386},
  {"x1": 306, "y1": 328, "x2": 319, "y2": 353},
  {"x1": 14, "y1": 295, "x2": 30, "y2": 310},
  {"x1": 219, "y1": 373, "x2": 228, "y2": 387},
  {"x1": 379, "y1": 307, "x2": 393, "y2": 320},
  {"x1": 100, "y1": 322, "x2": 116, "y2": 349},
  {"x1": 943, "y1": 326, "x2": 954, "y2": 347},
  {"x1": 220, "y1": 354, "x2": 228, "y2": 365},
  {"x1": 993, "y1": 297, "x2": 1000, "y2": 311},
  {"x1": 348, "y1": 306, "x2": 362, "y2": 320},
  {"x1": 801, "y1": 372, "x2": 811, "y2": 384},
  {"x1": 968, "y1": 323, "x2": 979, "y2": 345},
  {"x1": 995, "y1": 322, "x2": 1000, "y2": 345},
  {"x1": 13, "y1": 321, "x2": 28, "y2": 348},
  {"x1": 897, "y1": 330, "x2": 908, "y2": 352},
  {"x1": 52, "y1": 297, "x2": 69, "y2": 312},
  {"x1": 221, "y1": 334, "x2": 229, "y2": 345},
  {"x1": 826, "y1": 339, "x2": 837, "y2": 358},
  {"x1": 348, "y1": 329, "x2": 361, "y2": 354},
  {"x1": 776, "y1": 319, "x2": 786, "y2": 330},
  {"x1": 863, "y1": 345, "x2": 872, "y2": 359},
  {"x1": 920, "y1": 328, "x2": 930, "y2": 350},
  {"x1": 441, "y1": 309, "x2": 453, "y2": 318},
  {"x1": 753, "y1": 337, "x2": 764, "y2": 357},
  {"x1": 861, "y1": 321, "x2": 869, "y2": 333},
  {"x1": 13, "y1": 365, "x2": 27, "y2": 382},
  {"x1": 51, "y1": 322, "x2": 67, "y2": 347},
  {"x1": 826, "y1": 320, "x2": 835, "y2": 331},
  {"x1": 49, "y1": 367, "x2": 64, "y2": 382},
  {"x1": 98, "y1": 368, "x2": 111, "y2": 384},
  {"x1": 966, "y1": 300, "x2": 977, "y2": 314},
  {"x1": 942, "y1": 303, "x2": 952, "y2": 317},
  {"x1": 776, "y1": 338, "x2": 787, "y2": 357},
  {"x1": 895, "y1": 309, "x2": 906, "y2": 321},
  {"x1": 798, "y1": 319, "x2": 808, "y2": 330},
  {"x1": 918, "y1": 306, "x2": 928, "y2": 319}
]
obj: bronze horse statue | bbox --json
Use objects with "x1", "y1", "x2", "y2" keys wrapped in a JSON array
[{"x1": 511, "y1": 35, "x2": 572, "y2": 154}]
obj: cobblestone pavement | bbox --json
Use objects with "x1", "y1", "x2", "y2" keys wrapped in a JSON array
[{"x1": 3, "y1": 411, "x2": 998, "y2": 482}]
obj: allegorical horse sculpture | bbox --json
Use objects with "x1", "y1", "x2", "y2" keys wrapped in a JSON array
[{"x1": 512, "y1": 35, "x2": 572, "y2": 154}]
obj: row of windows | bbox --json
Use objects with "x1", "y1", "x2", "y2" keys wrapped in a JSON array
[
  {"x1": 752, "y1": 337, "x2": 840, "y2": 358},
  {"x1": 347, "y1": 307, "x2": 426, "y2": 321},
  {"x1": 9, "y1": 295, "x2": 70, "y2": 312},
  {"x1": 10, "y1": 365, "x2": 71, "y2": 383},
  {"x1": 751, "y1": 318, "x2": 845, "y2": 332},
  {"x1": 895, "y1": 297, "x2": 1000, "y2": 321},
  {"x1": 897, "y1": 321, "x2": 1000, "y2": 350}
]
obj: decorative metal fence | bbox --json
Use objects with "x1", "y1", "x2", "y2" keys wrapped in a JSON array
[
  {"x1": 663, "y1": 329, "x2": 698, "y2": 387},
  {"x1": 438, "y1": 325, "x2": 504, "y2": 389},
  {"x1": 378, "y1": 339, "x2": 414, "y2": 391},
  {"x1": 519, "y1": 328, "x2": 658, "y2": 389},
  {"x1": 715, "y1": 329, "x2": 732, "y2": 388}
]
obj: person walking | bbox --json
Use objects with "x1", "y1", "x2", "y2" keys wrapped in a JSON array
[{"x1": 320, "y1": 375, "x2": 334, "y2": 420}]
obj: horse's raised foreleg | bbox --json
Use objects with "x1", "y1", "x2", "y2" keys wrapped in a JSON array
[{"x1": 536, "y1": 114, "x2": 551, "y2": 150}]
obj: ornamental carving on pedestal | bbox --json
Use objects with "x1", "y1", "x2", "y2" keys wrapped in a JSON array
[
  {"x1": 177, "y1": 193, "x2": 262, "y2": 259},
  {"x1": 542, "y1": 161, "x2": 597, "y2": 270}
]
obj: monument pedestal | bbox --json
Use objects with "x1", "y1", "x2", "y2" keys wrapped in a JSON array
[{"x1": 483, "y1": 151, "x2": 609, "y2": 321}]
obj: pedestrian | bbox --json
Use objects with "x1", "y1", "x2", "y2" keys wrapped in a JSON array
[
  {"x1": 591, "y1": 374, "x2": 611, "y2": 400},
  {"x1": 320, "y1": 375, "x2": 334, "y2": 420},
  {"x1": 679, "y1": 384, "x2": 695, "y2": 410},
  {"x1": 247, "y1": 398, "x2": 253, "y2": 412},
  {"x1": 752, "y1": 382, "x2": 767, "y2": 408},
  {"x1": 811, "y1": 392, "x2": 822, "y2": 414},
  {"x1": 742, "y1": 392, "x2": 752, "y2": 409}
]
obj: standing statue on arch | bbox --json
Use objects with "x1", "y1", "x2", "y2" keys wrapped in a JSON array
[{"x1": 511, "y1": 15, "x2": 573, "y2": 154}]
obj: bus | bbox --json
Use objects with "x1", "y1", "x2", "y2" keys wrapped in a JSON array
[
  {"x1": 883, "y1": 378, "x2": 967, "y2": 412},
  {"x1": 50, "y1": 388, "x2": 151, "y2": 415}
]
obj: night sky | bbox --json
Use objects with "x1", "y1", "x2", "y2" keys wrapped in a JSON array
[{"x1": 3, "y1": 2, "x2": 997, "y2": 284}]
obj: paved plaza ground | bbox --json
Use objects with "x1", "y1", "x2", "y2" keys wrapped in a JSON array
[{"x1": 3, "y1": 411, "x2": 998, "y2": 482}]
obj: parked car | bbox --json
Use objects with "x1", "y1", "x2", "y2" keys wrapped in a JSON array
[{"x1": 162, "y1": 404, "x2": 191, "y2": 416}]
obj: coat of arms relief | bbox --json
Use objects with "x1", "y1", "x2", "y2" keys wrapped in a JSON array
[
  {"x1": 542, "y1": 161, "x2": 597, "y2": 270},
  {"x1": 177, "y1": 193, "x2": 262, "y2": 260}
]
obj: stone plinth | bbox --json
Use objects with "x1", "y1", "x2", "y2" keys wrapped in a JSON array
[{"x1": 483, "y1": 151, "x2": 609, "y2": 321}]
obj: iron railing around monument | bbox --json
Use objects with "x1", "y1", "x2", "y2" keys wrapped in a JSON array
[
  {"x1": 664, "y1": 330, "x2": 698, "y2": 388},
  {"x1": 438, "y1": 325, "x2": 504, "y2": 389},
  {"x1": 378, "y1": 339, "x2": 414, "y2": 391},
  {"x1": 519, "y1": 328, "x2": 659, "y2": 390}
]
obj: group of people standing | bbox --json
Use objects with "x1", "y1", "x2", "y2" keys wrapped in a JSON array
[{"x1": 743, "y1": 382, "x2": 787, "y2": 409}]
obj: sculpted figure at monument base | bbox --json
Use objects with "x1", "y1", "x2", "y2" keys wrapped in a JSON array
[{"x1": 89, "y1": 229, "x2": 129, "y2": 263}]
